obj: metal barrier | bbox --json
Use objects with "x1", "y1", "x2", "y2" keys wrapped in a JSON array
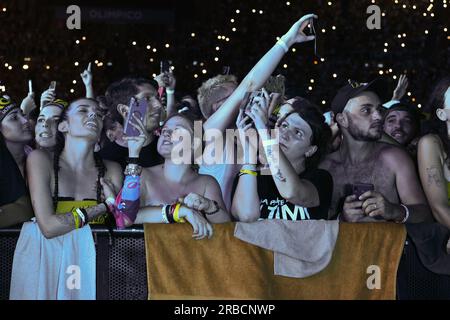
[{"x1": 1, "y1": 226, "x2": 450, "y2": 300}]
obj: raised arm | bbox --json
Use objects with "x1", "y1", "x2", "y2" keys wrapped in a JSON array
[
  {"x1": 247, "y1": 91, "x2": 319, "y2": 207},
  {"x1": 231, "y1": 109, "x2": 261, "y2": 222},
  {"x1": 203, "y1": 13, "x2": 317, "y2": 133},
  {"x1": 418, "y1": 134, "x2": 450, "y2": 227},
  {"x1": 81, "y1": 62, "x2": 94, "y2": 99},
  {"x1": 27, "y1": 150, "x2": 110, "y2": 239}
]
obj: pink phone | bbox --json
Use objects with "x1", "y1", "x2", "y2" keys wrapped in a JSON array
[{"x1": 124, "y1": 97, "x2": 148, "y2": 137}]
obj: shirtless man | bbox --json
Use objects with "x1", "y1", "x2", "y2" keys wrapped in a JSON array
[{"x1": 319, "y1": 79, "x2": 431, "y2": 223}]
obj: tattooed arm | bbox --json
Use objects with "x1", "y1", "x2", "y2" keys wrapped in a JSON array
[
  {"x1": 258, "y1": 129, "x2": 319, "y2": 207},
  {"x1": 27, "y1": 150, "x2": 108, "y2": 239},
  {"x1": 418, "y1": 134, "x2": 450, "y2": 227}
]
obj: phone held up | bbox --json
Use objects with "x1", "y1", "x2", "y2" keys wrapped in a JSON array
[{"x1": 124, "y1": 97, "x2": 149, "y2": 137}]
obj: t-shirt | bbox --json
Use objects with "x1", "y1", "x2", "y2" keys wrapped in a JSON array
[
  {"x1": 98, "y1": 139, "x2": 163, "y2": 169},
  {"x1": 232, "y1": 168, "x2": 333, "y2": 221},
  {"x1": 0, "y1": 140, "x2": 27, "y2": 206}
]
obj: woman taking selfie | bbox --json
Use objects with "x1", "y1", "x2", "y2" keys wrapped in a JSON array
[{"x1": 232, "y1": 92, "x2": 333, "y2": 222}]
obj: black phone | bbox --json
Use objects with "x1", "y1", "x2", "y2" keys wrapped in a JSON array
[
  {"x1": 308, "y1": 17, "x2": 322, "y2": 58},
  {"x1": 352, "y1": 183, "x2": 374, "y2": 199},
  {"x1": 160, "y1": 60, "x2": 170, "y2": 73}
]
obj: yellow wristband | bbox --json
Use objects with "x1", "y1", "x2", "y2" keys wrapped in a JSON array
[
  {"x1": 239, "y1": 169, "x2": 258, "y2": 176},
  {"x1": 71, "y1": 209, "x2": 80, "y2": 229},
  {"x1": 173, "y1": 203, "x2": 186, "y2": 223}
]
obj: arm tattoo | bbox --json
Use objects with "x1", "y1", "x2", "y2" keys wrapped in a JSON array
[
  {"x1": 85, "y1": 203, "x2": 107, "y2": 222},
  {"x1": 274, "y1": 168, "x2": 286, "y2": 182},
  {"x1": 426, "y1": 167, "x2": 444, "y2": 187},
  {"x1": 55, "y1": 212, "x2": 75, "y2": 227}
]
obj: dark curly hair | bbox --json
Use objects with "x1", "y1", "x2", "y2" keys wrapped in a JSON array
[{"x1": 288, "y1": 97, "x2": 332, "y2": 170}]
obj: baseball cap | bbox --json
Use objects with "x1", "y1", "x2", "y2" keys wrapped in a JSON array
[
  {"x1": 331, "y1": 79, "x2": 388, "y2": 114},
  {"x1": 0, "y1": 95, "x2": 18, "y2": 123}
]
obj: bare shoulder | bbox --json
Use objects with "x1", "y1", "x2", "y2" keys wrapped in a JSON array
[
  {"x1": 318, "y1": 150, "x2": 341, "y2": 170},
  {"x1": 418, "y1": 134, "x2": 443, "y2": 152},
  {"x1": 27, "y1": 149, "x2": 52, "y2": 169},
  {"x1": 378, "y1": 143, "x2": 412, "y2": 166}
]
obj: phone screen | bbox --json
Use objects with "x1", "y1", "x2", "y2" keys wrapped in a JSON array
[{"x1": 124, "y1": 97, "x2": 148, "y2": 137}]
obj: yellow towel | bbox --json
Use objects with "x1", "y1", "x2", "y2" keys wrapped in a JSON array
[{"x1": 144, "y1": 222, "x2": 406, "y2": 300}]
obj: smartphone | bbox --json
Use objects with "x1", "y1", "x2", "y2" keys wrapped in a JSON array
[
  {"x1": 160, "y1": 60, "x2": 170, "y2": 74},
  {"x1": 222, "y1": 66, "x2": 230, "y2": 75},
  {"x1": 28, "y1": 80, "x2": 33, "y2": 93},
  {"x1": 124, "y1": 97, "x2": 149, "y2": 137},
  {"x1": 49, "y1": 81, "x2": 56, "y2": 90},
  {"x1": 308, "y1": 17, "x2": 322, "y2": 58},
  {"x1": 352, "y1": 183, "x2": 374, "y2": 199},
  {"x1": 323, "y1": 111, "x2": 333, "y2": 126}
]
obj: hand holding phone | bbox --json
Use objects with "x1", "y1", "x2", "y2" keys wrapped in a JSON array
[
  {"x1": 352, "y1": 183, "x2": 374, "y2": 199},
  {"x1": 124, "y1": 97, "x2": 149, "y2": 137},
  {"x1": 49, "y1": 81, "x2": 56, "y2": 90}
]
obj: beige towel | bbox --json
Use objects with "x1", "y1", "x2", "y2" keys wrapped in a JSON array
[{"x1": 234, "y1": 219, "x2": 339, "y2": 278}]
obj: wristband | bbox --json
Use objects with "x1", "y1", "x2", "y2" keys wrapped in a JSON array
[
  {"x1": 204, "y1": 200, "x2": 220, "y2": 216},
  {"x1": 276, "y1": 39, "x2": 289, "y2": 53},
  {"x1": 239, "y1": 169, "x2": 258, "y2": 177},
  {"x1": 127, "y1": 157, "x2": 139, "y2": 165},
  {"x1": 166, "y1": 88, "x2": 175, "y2": 95},
  {"x1": 396, "y1": 204, "x2": 410, "y2": 224},
  {"x1": 161, "y1": 205, "x2": 169, "y2": 224},
  {"x1": 173, "y1": 203, "x2": 186, "y2": 223}
]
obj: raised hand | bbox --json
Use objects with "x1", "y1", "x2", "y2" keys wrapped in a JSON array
[
  {"x1": 392, "y1": 74, "x2": 409, "y2": 101},
  {"x1": 282, "y1": 13, "x2": 317, "y2": 47},
  {"x1": 123, "y1": 111, "x2": 149, "y2": 158},
  {"x1": 20, "y1": 92, "x2": 37, "y2": 116},
  {"x1": 80, "y1": 62, "x2": 93, "y2": 87},
  {"x1": 40, "y1": 87, "x2": 56, "y2": 110}
]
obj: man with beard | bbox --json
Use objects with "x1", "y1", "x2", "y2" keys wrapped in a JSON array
[
  {"x1": 319, "y1": 79, "x2": 431, "y2": 223},
  {"x1": 383, "y1": 102, "x2": 421, "y2": 157}
]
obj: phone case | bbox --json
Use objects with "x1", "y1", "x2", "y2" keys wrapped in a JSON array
[
  {"x1": 124, "y1": 98, "x2": 148, "y2": 137},
  {"x1": 352, "y1": 183, "x2": 374, "y2": 198}
]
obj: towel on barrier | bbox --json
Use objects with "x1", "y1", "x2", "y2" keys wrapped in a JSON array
[
  {"x1": 234, "y1": 220, "x2": 339, "y2": 278},
  {"x1": 144, "y1": 222, "x2": 406, "y2": 300}
]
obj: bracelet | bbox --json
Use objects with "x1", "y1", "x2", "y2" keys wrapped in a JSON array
[
  {"x1": 71, "y1": 209, "x2": 80, "y2": 229},
  {"x1": 203, "y1": 200, "x2": 220, "y2": 216},
  {"x1": 173, "y1": 203, "x2": 186, "y2": 223},
  {"x1": 161, "y1": 205, "x2": 170, "y2": 224},
  {"x1": 396, "y1": 204, "x2": 410, "y2": 224},
  {"x1": 166, "y1": 88, "x2": 175, "y2": 95},
  {"x1": 124, "y1": 164, "x2": 142, "y2": 176},
  {"x1": 239, "y1": 169, "x2": 258, "y2": 177},
  {"x1": 276, "y1": 39, "x2": 289, "y2": 53},
  {"x1": 76, "y1": 208, "x2": 89, "y2": 228},
  {"x1": 166, "y1": 204, "x2": 176, "y2": 224},
  {"x1": 127, "y1": 157, "x2": 139, "y2": 165}
]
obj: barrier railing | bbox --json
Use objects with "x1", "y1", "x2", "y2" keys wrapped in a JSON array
[{"x1": 1, "y1": 224, "x2": 450, "y2": 300}]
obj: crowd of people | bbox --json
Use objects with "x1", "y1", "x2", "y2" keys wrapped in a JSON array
[{"x1": 1, "y1": 10, "x2": 449, "y2": 299}]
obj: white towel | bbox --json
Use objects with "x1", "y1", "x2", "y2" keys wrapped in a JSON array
[
  {"x1": 234, "y1": 219, "x2": 339, "y2": 278},
  {"x1": 9, "y1": 220, "x2": 96, "y2": 300}
]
